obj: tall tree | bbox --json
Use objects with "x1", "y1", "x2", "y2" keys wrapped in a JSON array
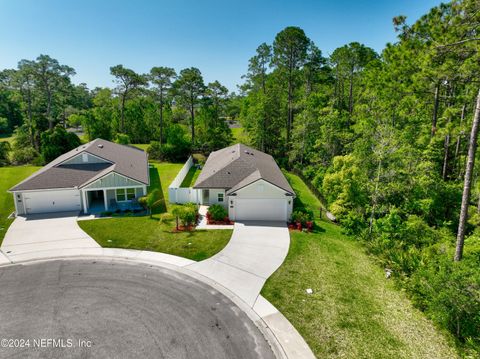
[
  {"x1": 455, "y1": 89, "x2": 480, "y2": 261},
  {"x1": 149, "y1": 66, "x2": 176, "y2": 145},
  {"x1": 173, "y1": 67, "x2": 205, "y2": 144},
  {"x1": 110, "y1": 65, "x2": 146, "y2": 133},
  {"x1": 272, "y1": 27, "x2": 310, "y2": 146},
  {"x1": 34, "y1": 55, "x2": 75, "y2": 130}
]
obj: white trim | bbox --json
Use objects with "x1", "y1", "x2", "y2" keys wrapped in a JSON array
[
  {"x1": 115, "y1": 187, "x2": 137, "y2": 202},
  {"x1": 61, "y1": 151, "x2": 113, "y2": 166},
  {"x1": 81, "y1": 171, "x2": 146, "y2": 189}
]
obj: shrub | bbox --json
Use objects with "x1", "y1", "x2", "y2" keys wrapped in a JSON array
[
  {"x1": 179, "y1": 206, "x2": 196, "y2": 227},
  {"x1": 138, "y1": 196, "x2": 147, "y2": 209},
  {"x1": 291, "y1": 209, "x2": 314, "y2": 225},
  {"x1": 0, "y1": 141, "x2": 11, "y2": 166},
  {"x1": 115, "y1": 133, "x2": 130, "y2": 145},
  {"x1": 9, "y1": 146, "x2": 39, "y2": 165},
  {"x1": 208, "y1": 204, "x2": 228, "y2": 221}
]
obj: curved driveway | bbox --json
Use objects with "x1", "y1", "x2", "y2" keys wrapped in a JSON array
[
  {"x1": 0, "y1": 260, "x2": 275, "y2": 359},
  {"x1": 188, "y1": 221, "x2": 290, "y2": 307}
]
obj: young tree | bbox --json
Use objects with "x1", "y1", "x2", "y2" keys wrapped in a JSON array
[
  {"x1": 110, "y1": 65, "x2": 146, "y2": 133},
  {"x1": 149, "y1": 67, "x2": 176, "y2": 145},
  {"x1": 173, "y1": 67, "x2": 205, "y2": 144}
]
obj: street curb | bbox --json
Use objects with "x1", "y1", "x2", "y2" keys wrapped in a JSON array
[{"x1": 0, "y1": 252, "x2": 314, "y2": 359}]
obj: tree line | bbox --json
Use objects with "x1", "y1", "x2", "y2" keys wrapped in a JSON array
[
  {"x1": 0, "y1": 57, "x2": 236, "y2": 164},
  {"x1": 238, "y1": 0, "x2": 479, "y2": 354}
]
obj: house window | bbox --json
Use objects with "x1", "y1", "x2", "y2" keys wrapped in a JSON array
[
  {"x1": 126, "y1": 188, "x2": 136, "y2": 200},
  {"x1": 116, "y1": 188, "x2": 137, "y2": 201},
  {"x1": 116, "y1": 189, "x2": 126, "y2": 201},
  {"x1": 218, "y1": 193, "x2": 224, "y2": 202}
]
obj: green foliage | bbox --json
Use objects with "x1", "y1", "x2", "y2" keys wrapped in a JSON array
[
  {"x1": 0, "y1": 141, "x2": 10, "y2": 166},
  {"x1": 290, "y1": 210, "x2": 313, "y2": 225},
  {"x1": 9, "y1": 146, "x2": 39, "y2": 165},
  {"x1": 0, "y1": 117, "x2": 8, "y2": 133},
  {"x1": 408, "y1": 254, "x2": 480, "y2": 352},
  {"x1": 174, "y1": 203, "x2": 197, "y2": 227},
  {"x1": 208, "y1": 204, "x2": 228, "y2": 221},
  {"x1": 40, "y1": 126, "x2": 81, "y2": 163},
  {"x1": 147, "y1": 124, "x2": 191, "y2": 162},
  {"x1": 115, "y1": 133, "x2": 130, "y2": 145}
]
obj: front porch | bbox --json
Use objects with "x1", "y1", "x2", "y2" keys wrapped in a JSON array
[{"x1": 82, "y1": 187, "x2": 146, "y2": 214}]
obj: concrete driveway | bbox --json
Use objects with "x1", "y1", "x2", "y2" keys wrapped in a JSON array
[
  {"x1": 0, "y1": 260, "x2": 275, "y2": 359},
  {"x1": 188, "y1": 221, "x2": 290, "y2": 307},
  {"x1": 1, "y1": 212, "x2": 100, "y2": 262}
]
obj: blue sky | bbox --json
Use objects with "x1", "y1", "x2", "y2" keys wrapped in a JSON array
[{"x1": 0, "y1": 0, "x2": 441, "y2": 92}]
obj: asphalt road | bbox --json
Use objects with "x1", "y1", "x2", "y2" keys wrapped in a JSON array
[{"x1": 0, "y1": 260, "x2": 275, "y2": 359}]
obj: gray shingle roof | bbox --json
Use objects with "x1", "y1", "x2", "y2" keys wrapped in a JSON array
[
  {"x1": 193, "y1": 144, "x2": 295, "y2": 195},
  {"x1": 10, "y1": 139, "x2": 149, "y2": 191}
]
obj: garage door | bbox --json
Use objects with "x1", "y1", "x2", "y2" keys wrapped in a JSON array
[
  {"x1": 24, "y1": 190, "x2": 81, "y2": 214},
  {"x1": 233, "y1": 198, "x2": 287, "y2": 221}
]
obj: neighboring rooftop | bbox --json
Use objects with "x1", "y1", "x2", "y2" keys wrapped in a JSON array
[
  {"x1": 10, "y1": 139, "x2": 149, "y2": 191},
  {"x1": 193, "y1": 143, "x2": 294, "y2": 195}
]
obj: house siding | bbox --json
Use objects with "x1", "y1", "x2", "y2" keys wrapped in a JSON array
[
  {"x1": 209, "y1": 189, "x2": 227, "y2": 208},
  {"x1": 83, "y1": 173, "x2": 143, "y2": 189}
]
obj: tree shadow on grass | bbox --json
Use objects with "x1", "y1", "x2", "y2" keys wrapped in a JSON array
[{"x1": 148, "y1": 166, "x2": 167, "y2": 214}]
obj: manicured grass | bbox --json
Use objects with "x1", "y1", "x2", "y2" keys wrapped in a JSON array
[
  {"x1": 284, "y1": 172, "x2": 325, "y2": 219},
  {"x1": 231, "y1": 127, "x2": 249, "y2": 144},
  {"x1": 0, "y1": 166, "x2": 40, "y2": 244},
  {"x1": 149, "y1": 162, "x2": 183, "y2": 211},
  {"x1": 132, "y1": 143, "x2": 149, "y2": 151},
  {"x1": 180, "y1": 166, "x2": 201, "y2": 187},
  {"x1": 79, "y1": 161, "x2": 232, "y2": 261},
  {"x1": 79, "y1": 217, "x2": 231, "y2": 261},
  {"x1": 261, "y1": 174, "x2": 457, "y2": 359}
]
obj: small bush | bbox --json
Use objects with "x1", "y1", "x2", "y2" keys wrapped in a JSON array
[
  {"x1": 9, "y1": 146, "x2": 39, "y2": 165},
  {"x1": 291, "y1": 209, "x2": 313, "y2": 225},
  {"x1": 115, "y1": 133, "x2": 130, "y2": 145},
  {"x1": 208, "y1": 204, "x2": 228, "y2": 221}
]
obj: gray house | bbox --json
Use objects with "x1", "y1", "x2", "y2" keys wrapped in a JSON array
[
  {"x1": 193, "y1": 144, "x2": 295, "y2": 222},
  {"x1": 9, "y1": 139, "x2": 149, "y2": 215}
]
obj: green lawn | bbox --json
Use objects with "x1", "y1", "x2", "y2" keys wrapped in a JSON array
[
  {"x1": 132, "y1": 143, "x2": 149, "y2": 151},
  {"x1": 0, "y1": 166, "x2": 40, "y2": 244},
  {"x1": 231, "y1": 127, "x2": 249, "y2": 144},
  {"x1": 79, "y1": 161, "x2": 232, "y2": 261},
  {"x1": 79, "y1": 217, "x2": 230, "y2": 261},
  {"x1": 261, "y1": 173, "x2": 457, "y2": 359},
  {"x1": 180, "y1": 166, "x2": 201, "y2": 187}
]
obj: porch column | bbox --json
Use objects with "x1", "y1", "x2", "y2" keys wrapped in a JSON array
[
  {"x1": 82, "y1": 190, "x2": 88, "y2": 214},
  {"x1": 103, "y1": 189, "x2": 108, "y2": 211}
]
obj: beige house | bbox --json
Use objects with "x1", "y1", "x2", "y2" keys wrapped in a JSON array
[
  {"x1": 9, "y1": 139, "x2": 149, "y2": 215},
  {"x1": 193, "y1": 144, "x2": 295, "y2": 222}
]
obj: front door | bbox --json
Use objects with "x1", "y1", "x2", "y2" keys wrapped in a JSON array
[{"x1": 202, "y1": 189, "x2": 209, "y2": 205}]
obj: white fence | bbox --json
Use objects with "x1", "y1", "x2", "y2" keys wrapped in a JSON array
[{"x1": 168, "y1": 156, "x2": 201, "y2": 204}]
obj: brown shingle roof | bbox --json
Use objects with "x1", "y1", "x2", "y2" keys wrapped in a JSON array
[
  {"x1": 10, "y1": 139, "x2": 149, "y2": 191},
  {"x1": 193, "y1": 144, "x2": 294, "y2": 195}
]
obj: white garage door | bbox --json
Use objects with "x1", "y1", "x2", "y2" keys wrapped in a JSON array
[
  {"x1": 24, "y1": 190, "x2": 81, "y2": 214},
  {"x1": 233, "y1": 198, "x2": 287, "y2": 221}
]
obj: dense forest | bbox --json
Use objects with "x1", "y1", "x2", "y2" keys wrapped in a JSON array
[{"x1": 0, "y1": 0, "x2": 479, "y2": 354}]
